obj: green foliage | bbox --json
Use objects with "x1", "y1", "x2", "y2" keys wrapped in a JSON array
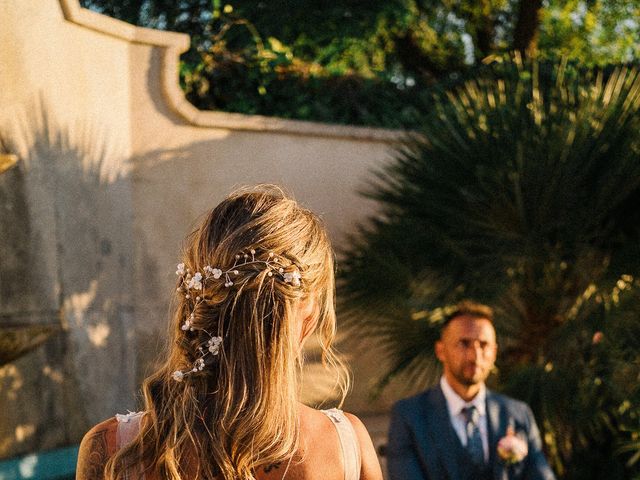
[
  {"x1": 178, "y1": 24, "x2": 428, "y2": 128},
  {"x1": 80, "y1": 0, "x2": 640, "y2": 128},
  {"x1": 539, "y1": 0, "x2": 640, "y2": 65},
  {"x1": 338, "y1": 57, "x2": 640, "y2": 477}
]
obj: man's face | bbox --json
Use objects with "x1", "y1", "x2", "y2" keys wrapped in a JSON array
[{"x1": 435, "y1": 315, "x2": 497, "y2": 387}]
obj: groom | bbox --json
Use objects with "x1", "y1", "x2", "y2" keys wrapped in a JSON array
[{"x1": 387, "y1": 301, "x2": 555, "y2": 480}]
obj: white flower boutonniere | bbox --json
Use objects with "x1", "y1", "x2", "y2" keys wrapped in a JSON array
[{"x1": 497, "y1": 426, "x2": 528, "y2": 465}]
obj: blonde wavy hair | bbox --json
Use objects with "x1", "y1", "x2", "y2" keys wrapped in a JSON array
[{"x1": 105, "y1": 185, "x2": 349, "y2": 480}]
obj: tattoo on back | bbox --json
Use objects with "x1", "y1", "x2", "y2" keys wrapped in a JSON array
[
  {"x1": 263, "y1": 462, "x2": 282, "y2": 473},
  {"x1": 79, "y1": 429, "x2": 109, "y2": 480}
]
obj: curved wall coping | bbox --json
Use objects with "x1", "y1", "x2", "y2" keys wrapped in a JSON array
[{"x1": 59, "y1": 0, "x2": 404, "y2": 143}]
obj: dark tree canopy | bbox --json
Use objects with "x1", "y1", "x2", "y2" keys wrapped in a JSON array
[{"x1": 80, "y1": 0, "x2": 640, "y2": 128}]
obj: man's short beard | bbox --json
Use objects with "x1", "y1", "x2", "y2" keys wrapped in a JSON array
[{"x1": 455, "y1": 370, "x2": 485, "y2": 387}]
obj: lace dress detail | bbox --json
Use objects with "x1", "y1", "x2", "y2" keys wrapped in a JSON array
[{"x1": 320, "y1": 408, "x2": 361, "y2": 480}]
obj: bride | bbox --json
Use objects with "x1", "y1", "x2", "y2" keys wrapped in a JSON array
[{"x1": 76, "y1": 185, "x2": 382, "y2": 480}]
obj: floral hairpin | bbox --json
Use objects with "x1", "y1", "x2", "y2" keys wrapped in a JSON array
[
  {"x1": 172, "y1": 332, "x2": 222, "y2": 382},
  {"x1": 171, "y1": 249, "x2": 302, "y2": 381}
]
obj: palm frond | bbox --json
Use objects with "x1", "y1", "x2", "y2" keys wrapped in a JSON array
[{"x1": 340, "y1": 56, "x2": 640, "y2": 476}]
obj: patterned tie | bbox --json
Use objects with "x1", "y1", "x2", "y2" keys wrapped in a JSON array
[{"x1": 462, "y1": 405, "x2": 485, "y2": 466}]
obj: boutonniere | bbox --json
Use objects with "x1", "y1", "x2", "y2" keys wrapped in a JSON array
[{"x1": 497, "y1": 426, "x2": 528, "y2": 464}]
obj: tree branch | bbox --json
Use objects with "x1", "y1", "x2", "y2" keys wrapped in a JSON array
[{"x1": 513, "y1": 0, "x2": 543, "y2": 56}]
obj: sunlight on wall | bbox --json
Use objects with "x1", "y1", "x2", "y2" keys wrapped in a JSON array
[
  {"x1": 14, "y1": 425, "x2": 34, "y2": 444},
  {"x1": 41, "y1": 365, "x2": 64, "y2": 384},
  {"x1": 86, "y1": 323, "x2": 111, "y2": 348},
  {"x1": 62, "y1": 280, "x2": 98, "y2": 327},
  {"x1": 73, "y1": 120, "x2": 129, "y2": 185},
  {"x1": 0, "y1": 365, "x2": 23, "y2": 401}
]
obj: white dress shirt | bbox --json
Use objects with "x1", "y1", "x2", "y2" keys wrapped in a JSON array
[{"x1": 440, "y1": 376, "x2": 490, "y2": 462}]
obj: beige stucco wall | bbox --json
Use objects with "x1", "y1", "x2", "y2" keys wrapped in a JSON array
[
  {"x1": 0, "y1": 0, "x2": 412, "y2": 458},
  {"x1": 0, "y1": 0, "x2": 137, "y2": 458}
]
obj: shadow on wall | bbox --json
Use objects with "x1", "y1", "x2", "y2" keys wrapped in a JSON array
[
  {"x1": 0, "y1": 99, "x2": 136, "y2": 459},
  {"x1": 0, "y1": 143, "x2": 61, "y2": 369}
]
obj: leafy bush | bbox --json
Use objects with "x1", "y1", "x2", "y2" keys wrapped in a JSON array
[
  {"x1": 180, "y1": 27, "x2": 428, "y2": 128},
  {"x1": 80, "y1": 1, "x2": 640, "y2": 130}
]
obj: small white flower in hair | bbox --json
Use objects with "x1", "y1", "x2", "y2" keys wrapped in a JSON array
[
  {"x1": 204, "y1": 266, "x2": 222, "y2": 278},
  {"x1": 172, "y1": 249, "x2": 304, "y2": 382},
  {"x1": 283, "y1": 270, "x2": 301, "y2": 287},
  {"x1": 187, "y1": 272, "x2": 203, "y2": 290},
  {"x1": 207, "y1": 336, "x2": 223, "y2": 355}
]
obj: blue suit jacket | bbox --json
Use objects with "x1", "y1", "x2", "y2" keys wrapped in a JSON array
[{"x1": 387, "y1": 385, "x2": 556, "y2": 480}]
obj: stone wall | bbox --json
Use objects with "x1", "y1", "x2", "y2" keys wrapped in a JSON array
[{"x1": 0, "y1": 0, "x2": 409, "y2": 458}]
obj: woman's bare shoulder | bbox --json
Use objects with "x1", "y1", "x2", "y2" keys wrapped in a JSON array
[
  {"x1": 341, "y1": 411, "x2": 368, "y2": 438},
  {"x1": 76, "y1": 417, "x2": 119, "y2": 480},
  {"x1": 299, "y1": 405, "x2": 383, "y2": 480}
]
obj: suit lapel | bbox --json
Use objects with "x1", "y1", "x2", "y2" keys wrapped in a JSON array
[
  {"x1": 422, "y1": 385, "x2": 464, "y2": 480},
  {"x1": 486, "y1": 392, "x2": 507, "y2": 480}
]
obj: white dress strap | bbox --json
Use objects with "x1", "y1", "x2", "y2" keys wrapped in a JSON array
[
  {"x1": 116, "y1": 411, "x2": 145, "y2": 449},
  {"x1": 115, "y1": 411, "x2": 145, "y2": 480},
  {"x1": 321, "y1": 408, "x2": 361, "y2": 480}
]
